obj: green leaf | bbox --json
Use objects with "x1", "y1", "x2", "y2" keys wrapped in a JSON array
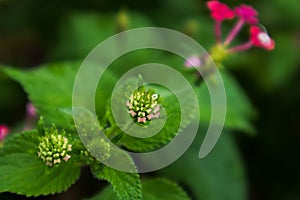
[
  {"x1": 91, "y1": 164, "x2": 142, "y2": 200},
  {"x1": 2, "y1": 63, "x2": 78, "y2": 126},
  {"x1": 222, "y1": 70, "x2": 256, "y2": 133},
  {"x1": 142, "y1": 178, "x2": 190, "y2": 200},
  {"x1": 0, "y1": 131, "x2": 81, "y2": 196},
  {"x1": 197, "y1": 70, "x2": 256, "y2": 134},
  {"x1": 87, "y1": 178, "x2": 190, "y2": 200},
  {"x1": 2, "y1": 63, "x2": 117, "y2": 126},
  {"x1": 159, "y1": 130, "x2": 246, "y2": 200}
]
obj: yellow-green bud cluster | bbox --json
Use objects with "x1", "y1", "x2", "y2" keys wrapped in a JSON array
[
  {"x1": 37, "y1": 128, "x2": 72, "y2": 167},
  {"x1": 98, "y1": 138, "x2": 111, "y2": 161},
  {"x1": 81, "y1": 138, "x2": 111, "y2": 163},
  {"x1": 126, "y1": 87, "x2": 161, "y2": 125}
]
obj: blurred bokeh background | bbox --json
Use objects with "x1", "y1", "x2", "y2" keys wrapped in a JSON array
[{"x1": 0, "y1": 0, "x2": 299, "y2": 199}]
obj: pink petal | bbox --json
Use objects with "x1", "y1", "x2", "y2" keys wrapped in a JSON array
[
  {"x1": 207, "y1": 1, "x2": 235, "y2": 21},
  {"x1": 235, "y1": 4, "x2": 258, "y2": 25},
  {"x1": 26, "y1": 102, "x2": 37, "y2": 118},
  {"x1": 147, "y1": 114, "x2": 153, "y2": 120},
  {"x1": 63, "y1": 155, "x2": 71, "y2": 162},
  {"x1": 0, "y1": 125, "x2": 9, "y2": 141},
  {"x1": 153, "y1": 112, "x2": 161, "y2": 119},
  {"x1": 153, "y1": 106, "x2": 160, "y2": 114},
  {"x1": 67, "y1": 144, "x2": 72, "y2": 151},
  {"x1": 184, "y1": 56, "x2": 202, "y2": 68},
  {"x1": 129, "y1": 110, "x2": 137, "y2": 117},
  {"x1": 126, "y1": 101, "x2": 133, "y2": 109},
  {"x1": 137, "y1": 117, "x2": 146, "y2": 123},
  {"x1": 250, "y1": 26, "x2": 275, "y2": 50}
]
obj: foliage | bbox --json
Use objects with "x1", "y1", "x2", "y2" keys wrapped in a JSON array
[
  {"x1": 0, "y1": 0, "x2": 288, "y2": 199},
  {"x1": 87, "y1": 178, "x2": 190, "y2": 200}
]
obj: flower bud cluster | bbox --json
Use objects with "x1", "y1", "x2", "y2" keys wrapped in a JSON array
[
  {"x1": 37, "y1": 128, "x2": 72, "y2": 167},
  {"x1": 126, "y1": 87, "x2": 161, "y2": 124}
]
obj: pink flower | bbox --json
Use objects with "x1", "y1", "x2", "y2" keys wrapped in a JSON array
[
  {"x1": 0, "y1": 125, "x2": 9, "y2": 141},
  {"x1": 184, "y1": 55, "x2": 202, "y2": 68},
  {"x1": 147, "y1": 114, "x2": 153, "y2": 120},
  {"x1": 250, "y1": 26, "x2": 275, "y2": 50},
  {"x1": 63, "y1": 154, "x2": 71, "y2": 162},
  {"x1": 137, "y1": 117, "x2": 146, "y2": 123},
  {"x1": 129, "y1": 110, "x2": 137, "y2": 117},
  {"x1": 153, "y1": 106, "x2": 160, "y2": 114},
  {"x1": 126, "y1": 101, "x2": 133, "y2": 109},
  {"x1": 26, "y1": 102, "x2": 37, "y2": 118},
  {"x1": 67, "y1": 144, "x2": 72, "y2": 151},
  {"x1": 153, "y1": 112, "x2": 160, "y2": 119},
  {"x1": 207, "y1": 1, "x2": 235, "y2": 21},
  {"x1": 235, "y1": 4, "x2": 258, "y2": 25}
]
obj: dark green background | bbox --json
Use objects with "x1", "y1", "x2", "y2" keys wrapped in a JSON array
[{"x1": 0, "y1": 0, "x2": 299, "y2": 199}]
